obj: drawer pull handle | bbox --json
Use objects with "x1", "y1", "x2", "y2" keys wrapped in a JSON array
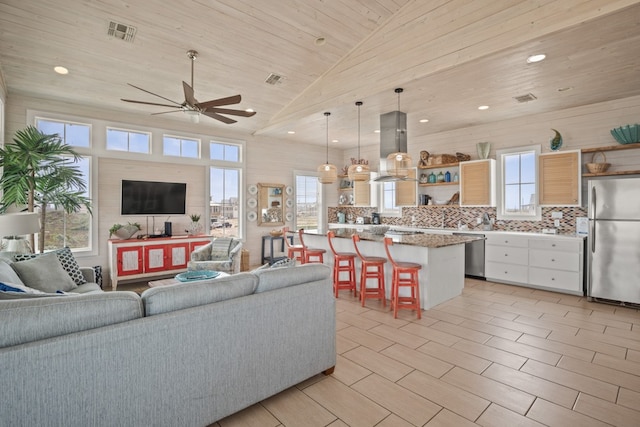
[
  {"x1": 551, "y1": 259, "x2": 555, "y2": 262},
  {"x1": 551, "y1": 277, "x2": 555, "y2": 281},
  {"x1": 552, "y1": 244, "x2": 556, "y2": 247},
  {"x1": 505, "y1": 254, "x2": 508, "y2": 257}
]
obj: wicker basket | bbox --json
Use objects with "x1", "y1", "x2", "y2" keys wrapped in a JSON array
[{"x1": 586, "y1": 151, "x2": 611, "y2": 174}]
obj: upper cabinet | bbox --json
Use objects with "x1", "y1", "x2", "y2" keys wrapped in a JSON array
[
  {"x1": 539, "y1": 150, "x2": 581, "y2": 206},
  {"x1": 460, "y1": 159, "x2": 495, "y2": 206},
  {"x1": 337, "y1": 173, "x2": 377, "y2": 207},
  {"x1": 396, "y1": 168, "x2": 417, "y2": 206}
]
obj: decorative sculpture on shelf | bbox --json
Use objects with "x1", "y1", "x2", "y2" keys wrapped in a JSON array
[
  {"x1": 550, "y1": 129, "x2": 563, "y2": 151},
  {"x1": 417, "y1": 150, "x2": 460, "y2": 167}
]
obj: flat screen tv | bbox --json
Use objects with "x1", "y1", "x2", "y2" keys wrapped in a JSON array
[{"x1": 121, "y1": 180, "x2": 187, "y2": 215}]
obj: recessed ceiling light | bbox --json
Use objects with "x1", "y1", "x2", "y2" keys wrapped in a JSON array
[
  {"x1": 526, "y1": 54, "x2": 546, "y2": 63},
  {"x1": 245, "y1": 108, "x2": 254, "y2": 113},
  {"x1": 332, "y1": 139, "x2": 339, "y2": 143},
  {"x1": 54, "y1": 66, "x2": 68, "y2": 75},
  {"x1": 419, "y1": 119, "x2": 429, "y2": 123},
  {"x1": 374, "y1": 129, "x2": 380, "y2": 133},
  {"x1": 287, "y1": 131, "x2": 295, "y2": 134},
  {"x1": 478, "y1": 105, "x2": 489, "y2": 110}
]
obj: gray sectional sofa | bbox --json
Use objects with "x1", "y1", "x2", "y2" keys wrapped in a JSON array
[{"x1": 0, "y1": 263, "x2": 335, "y2": 427}]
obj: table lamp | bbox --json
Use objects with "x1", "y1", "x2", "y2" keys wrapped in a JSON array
[{"x1": 0, "y1": 212, "x2": 41, "y2": 253}]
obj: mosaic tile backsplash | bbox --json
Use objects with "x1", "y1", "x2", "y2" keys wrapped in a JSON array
[{"x1": 328, "y1": 206, "x2": 588, "y2": 234}]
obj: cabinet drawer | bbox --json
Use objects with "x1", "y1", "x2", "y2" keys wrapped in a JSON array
[
  {"x1": 529, "y1": 267, "x2": 581, "y2": 293},
  {"x1": 528, "y1": 238, "x2": 581, "y2": 252},
  {"x1": 529, "y1": 249, "x2": 580, "y2": 271},
  {"x1": 486, "y1": 245, "x2": 528, "y2": 265},
  {"x1": 486, "y1": 234, "x2": 529, "y2": 248},
  {"x1": 486, "y1": 262, "x2": 528, "y2": 284}
]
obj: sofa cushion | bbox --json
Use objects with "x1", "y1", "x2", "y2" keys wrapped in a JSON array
[
  {"x1": 0, "y1": 259, "x2": 25, "y2": 287},
  {"x1": 254, "y1": 263, "x2": 331, "y2": 293},
  {"x1": 11, "y1": 252, "x2": 78, "y2": 293},
  {"x1": 210, "y1": 238, "x2": 233, "y2": 260},
  {"x1": 141, "y1": 272, "x2": 258, "y2": 316},
  {"x1": 0, "y1": 291, "x2": 143, "y2": 348},
  {"x1": 14, "y1": 247, "x2": 87, "y2": 285}
]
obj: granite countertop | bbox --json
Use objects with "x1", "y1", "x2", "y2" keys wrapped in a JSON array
[{"x1": 314, "y1": 228, "x2": 484, "y2": 249}]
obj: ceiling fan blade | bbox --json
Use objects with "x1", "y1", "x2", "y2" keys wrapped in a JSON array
[
  {"x1": 150, "y1": 110, "x2": 183, "y2": 115},
  {"x1": 126, "y1": 83, "x2": 182, "y2": 105},
  {"x1": 182, "y1": 81, "x2": 197, "y2": 106},
  {"x1": 202, "y1": 110, "x2": 237, "y2": 124},
  {"x1": 205, "y1": 107, "x2": 256, "y2": 117},
  {"x1": 195, "y1": 94, "x2": 242, "y2": 110},
  {"x1": 121, "y1": 99, "x2": 180, "y2": 108}
]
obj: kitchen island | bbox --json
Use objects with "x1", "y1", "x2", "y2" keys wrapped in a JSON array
[{"x1": 301, "y1": 229, "x2": 483, "y2": 310}]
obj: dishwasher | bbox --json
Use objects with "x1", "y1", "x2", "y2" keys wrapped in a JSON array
[{"x1": 452, "y1": 232, "x2": 485, "y2": 279}]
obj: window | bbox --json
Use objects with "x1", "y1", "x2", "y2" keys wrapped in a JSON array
[
  {"x1": 496, "y1": 145, "x2": 541, "y2": 220},
  {"x1": 210, "y1": 141, "x2": 240, "y2": 162},
  {"x1": 164, "y1": 135, "x2": 199, "y2": 158},
  {"x1": 210, "y1": 167, "x2": 240, "y2": 238},
  {"x1": 378, "y1": 182, "x2": 400, "y2": 216},
  {"x1": 106, "y1": 127, "x2": 150, "y2": 153},
  {"x1": 35, "y1": 118, "x2": 90, "y2": 147},
  {"x1": 42, "y1": 156, "x2": 92, "y2": 251},
  {"x1": 295, "y1": 175, "x2": 320, "y2": 231}
]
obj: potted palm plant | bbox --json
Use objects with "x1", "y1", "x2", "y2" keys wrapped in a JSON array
[{"x1": 0, "y1": 126, "x2": 92, "y2": 253}]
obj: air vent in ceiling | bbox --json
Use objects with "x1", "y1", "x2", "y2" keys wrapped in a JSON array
[
  {"x1": 107, "y1": 21, "x2": 136, "y2": 42},
  {"x1": 514, "y1": 93, "x2": 537, "y2": 103},
  {"x1": 265, "y1": 73, "x2": 285, "y2": 85}
]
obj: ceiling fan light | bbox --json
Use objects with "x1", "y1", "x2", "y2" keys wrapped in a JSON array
[{"x1": 386, "y1": 152, "x2": 412, "y2": 178}]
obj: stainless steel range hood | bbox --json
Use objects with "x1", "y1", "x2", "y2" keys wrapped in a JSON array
[{"x1": 373, "y1": 110, "x2": 412, "y2": 182}]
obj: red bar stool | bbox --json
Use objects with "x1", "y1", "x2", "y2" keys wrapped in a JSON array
[
  {"x1": 327, "y1": 231, "x2": 357, "y2": 297},
  {"x1": 352, "y1": 234, "x2": 386, "y2": 307},
  {"x1": 283, "y1": 227, "x2": 305, "y2": 263},
  {"x1": 298, "y1": 229, "x2": 326, "y2": 264},
  {"x1": 384, "y1": 237, "x2": 422, "y2": 319}
]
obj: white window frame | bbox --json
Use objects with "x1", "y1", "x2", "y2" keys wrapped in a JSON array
[
  {"x1": 377, "y1": 181, "x2": 401, "y2": 217},
  {"x1": 210, "y1": 140, "x2": 242, "y2": 162},
  {"x1": 34, "y1": 117, "x2": 92, "y2": 148},
  {"x1": 106, "y1": 126, "x2": 151, "y2": 153},
  {"x1": 163, "y1": 134, "x2": 200, "y2": 158},
  {"x1": 496, "y1": 144, "x2": 541, "y2": 221},
  {"x1": 293, "y1": 172, "x2": 323, "y2": 232}
]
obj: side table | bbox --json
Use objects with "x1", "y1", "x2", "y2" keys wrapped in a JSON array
[{"x1": 261, "y1": 235, "x2": 294, "y2": 265}]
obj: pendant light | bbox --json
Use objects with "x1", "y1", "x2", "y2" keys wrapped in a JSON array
[
  {"x1": 347, "y1": 101, "x2": 370, "y2": 181},
  {"x1": 386, "y1": 88, "x2": 412, "y2": 178},
  {"x1": 317, "y1": 111, "x2": 337, "y2": 184}
]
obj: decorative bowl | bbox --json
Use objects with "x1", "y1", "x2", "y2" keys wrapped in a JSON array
[
  {"x1": 269, "y1": 229, "x2": 283, "y2": 237},
  {"x1": 113, "y1": 225, "x2": 140, "y2": 240},
  {"x1": 369, "y1": 225, "x2": 390, "y2": 235},
  {"x1": 610, "y1": 124, "x2": 640, "y2": 144}
]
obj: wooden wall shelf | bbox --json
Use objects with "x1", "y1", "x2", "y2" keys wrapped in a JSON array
[
  {"x1": 418, "y1": 182, "x2": 459, "y2": 187},
  {"x1": 581, "y1": 142, "x2": 640, "y2": 153},
  {"x1": 417, "y1": 162, "x2": 459, "y2": 170},
  {"x1": 581, "y1": 142, "x2": 640, "y2": 177}
]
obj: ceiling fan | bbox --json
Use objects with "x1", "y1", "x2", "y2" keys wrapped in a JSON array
[{"x1": 121, "y1": 50, "x2": 256, "y2": 124}]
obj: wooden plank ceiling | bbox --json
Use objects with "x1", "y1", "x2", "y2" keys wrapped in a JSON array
[{"x1": 0, "y1": 0, "x2": 639, "y2": 148}]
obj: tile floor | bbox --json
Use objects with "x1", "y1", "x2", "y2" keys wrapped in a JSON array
[{"x1": 211, "y1": 278, "x2": 640, "y2": 427}]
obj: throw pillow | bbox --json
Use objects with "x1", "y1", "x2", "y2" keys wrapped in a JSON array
[
  {"x1": 14, "y1": 247, "x2": 87, "y2": 285},
  {"x1": 11, "y1": 252, "x2": 78, "y2": 293},
  {"x1": 0, "y1": 259, "x2": 26, "y2": 286},
  {"x1": 210, "y1": 238, "x2": 233, "y2": 260},
  {"x1": 270, "y1": 257, "x2": 297, "y2": 268}
]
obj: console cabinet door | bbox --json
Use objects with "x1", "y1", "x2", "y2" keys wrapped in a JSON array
[
  {"x1": 168, "y1": 242, "x2": 190, "y2": 269},
  {"x1": 116, "y1": 246, "x2": 143, "y2": 276},
  {"x1": 144, "y1": 244, "x2": 168, "y2": 273}
]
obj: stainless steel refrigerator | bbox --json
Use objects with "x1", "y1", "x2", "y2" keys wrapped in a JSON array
[{"x1": 588, "y1": 177, "x2": 640, "y2": 304}]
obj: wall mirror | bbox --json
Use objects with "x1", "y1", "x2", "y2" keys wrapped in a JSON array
[{"x1": 257, "y1": 183, "x2": 284, "y2": 226}]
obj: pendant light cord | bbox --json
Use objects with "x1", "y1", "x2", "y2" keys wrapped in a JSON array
[
  {"x1": 324, "y1": 112, "x2": 330, "y2": 163},
  {"x1": 356, "y1": 101, "x2": 362, "y2": 161}
]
